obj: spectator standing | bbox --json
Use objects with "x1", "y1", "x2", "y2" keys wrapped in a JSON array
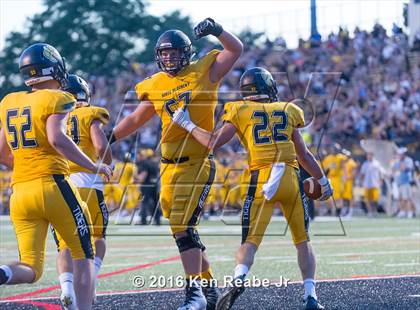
[
  {"x1": 359, "y1": 152, "x2": 383, "y2": 217},
  {"x1": 393, "y1": 148, "x2": 415, "y2": 218}
]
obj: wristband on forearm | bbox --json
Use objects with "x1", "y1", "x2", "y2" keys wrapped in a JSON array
[
  {"x1": 184, "y1": 122, "x2": 197, "y2": 133},
  {"x1": 211, "y1": 19, "x2": 224, "y2": 37}
]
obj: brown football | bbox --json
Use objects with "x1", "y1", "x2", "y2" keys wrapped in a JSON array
[{"x1": 303, "y1": 177, "x2": 322, "y2": 200}]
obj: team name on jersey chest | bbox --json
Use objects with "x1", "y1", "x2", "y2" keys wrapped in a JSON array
[{"x1": 161, "y1": 82, "x2": 190, "y2": 98}]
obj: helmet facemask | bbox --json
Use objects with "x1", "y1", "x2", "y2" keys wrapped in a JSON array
[
  {"x1": 156, "y1": 46, "x2": 191, "y2": 75},
  {"x1": 73, "y1": 90, "x2": 90, "y2": 107}
]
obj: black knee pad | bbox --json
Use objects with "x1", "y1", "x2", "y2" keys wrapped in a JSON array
[{"x1": 175, "y1": 228, "x2": 206, "y2": 253}]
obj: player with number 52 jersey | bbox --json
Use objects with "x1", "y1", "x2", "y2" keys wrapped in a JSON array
[{"x1": 0, "y1": 43, "x2": 112, "y2": 310}]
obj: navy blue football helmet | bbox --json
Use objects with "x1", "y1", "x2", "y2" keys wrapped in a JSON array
[
  {"x1": 63, "y1": 74, "x2": 91, "y2": 105},
  {"x1": 19, "y1": 43, "x2": 68, "y2": 87},
  {"x1": 239, "y1": 67, "x2": 278, "y2": 102},
  {"x1": 155, "y1": 30, "x2": 192, "y2": 74}
]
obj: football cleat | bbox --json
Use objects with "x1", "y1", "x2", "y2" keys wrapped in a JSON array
[
  {"x1": 60, "y1": 293, "x2": 77, "y2": 310},
  {"x1": 177, "y1": 280, "x2": 207, "y2": 310},
  {"x1": 305, "y1": 296, "x2": 325, "y2": 310},
  {"x1": 202, "y1": 285, "x2": 220, "y2": 310},
  {"x1": 215, "y1": 276, "x2": 245, "y2": 310},
  {"x1": 0, "y1": 268, "x2": 9, "y2": 285}
]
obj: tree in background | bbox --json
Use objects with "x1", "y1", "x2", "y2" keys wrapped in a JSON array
[
  {"x1": 0, "y1": 0, "x2": 209, "y2": 98},
  {"x1": 237, "y1": 28, "x2": 265, "y2": 50}
]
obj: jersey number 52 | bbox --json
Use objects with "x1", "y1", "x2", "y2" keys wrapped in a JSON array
[{"x1": 6, "y1": 107, "x2": 38, "y2": 149}]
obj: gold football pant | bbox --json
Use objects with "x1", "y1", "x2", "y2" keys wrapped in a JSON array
[
  {"x1": 342, "y1": 181, "x2": 354, "y2": 201},
  {"x1": 10, "y1": 175, "x2": 94, "y2": 282},
  {"x1": 364, "y1": 187, "x2": 379, "y2": 202},
  {"x1": 241, "y1": 165, "x2": 310, "y2": 247},
  {"x1": 52, "y1": 187, "x2": 108, "y2": 251},
  {"x1": 330, "y1": 176, "x2": 344, "y2": 200},
  {"x1": 160, "y1": 158, "x2": 215, "y2": 234}
]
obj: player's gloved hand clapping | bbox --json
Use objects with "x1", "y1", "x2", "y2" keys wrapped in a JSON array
[
  {"x1": 194, "y1": 18, "x2": 224, "y2": 39},
  {"x1": 317, "y1": 176, "x2": 333, "y2": 201},
  {"x1": 172, "y1": 108, "x2": 197, "y2": 133}
]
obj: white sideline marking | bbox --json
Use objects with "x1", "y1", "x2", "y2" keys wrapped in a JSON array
[
  {"x1": 42, "y1": 248, "x2": 417, "y2": 270},
  {"x1": 384, "y1": 262, "x2": 420, "y2": 267},
  {"x1": 409, "y1": 295, "x2": 420, "y2": 298},
  {"x1": 211, "y1": 249, "x2": 420, "y2": 262},
  {"x1": 1, "y1": 236, "x2": 419, "y2": 250},
  {"x1": 328, "y1": 260, "x2": 373, "y2": 265},
  {"x1": 2, "y1": 274, "x2": 419, "y2": 303}
]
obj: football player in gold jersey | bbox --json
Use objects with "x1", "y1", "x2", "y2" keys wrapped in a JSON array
[
  {"x1": 108, "y1": 18, "x2": 242, "y2": 310},
  {"x1": 172, "y1": 67, "x2": 332, "y2": 310},
  {"x1": 322, "y1": 144, "x2": 347, "y2": 215},
  {"x1": 0, "y1": 43, "x2": 112, "y2": 310},
  {"x1": 49, "y1": 75, "x2": 112, "y2": 308},
  {"x1": 341, "y1": 149, "x2": 358, "y2": 217}
]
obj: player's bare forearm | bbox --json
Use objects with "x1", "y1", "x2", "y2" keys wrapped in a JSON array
[
  {"x1": 298, "y1": 150, "x2": 324, "y2": 180},
  {"x1": 91, "y1": 120, "x2": 112, "y2": 165},
  {"x1": 191, "y1": 123, "x2": 237, "y2": 151},
  {"x1": 218, "y1": 30, "x2": 243, "y2": 55},
  {"x1": 113, "y1": 100, "x2": 156, "y2": 141},
  {"x1": 210, "y1": 31, "x2": 243, "y2": 82},
  {"x1": 0, "y1": 129, "x2": 13, "y2": 169},
  {"x1": 47, "y1": 113, "x2": 97, "y2": 172},
  {"x1": 54, "y1": 136, "x2": 97, "y2": 172},
  {"x1": 191, "y1": 127, "x2": 218, "y2": 150},
  {"x1": 292, "y1": 129, "x2": 324, "y2": 179}
]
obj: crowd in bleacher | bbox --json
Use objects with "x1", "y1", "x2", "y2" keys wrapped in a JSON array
[
  {"x1": 85, "y1": 23, "x2": 419, "y2": 156},
  {"x1": 1, "y1": 23, "x2": 419, "y2": 217}
]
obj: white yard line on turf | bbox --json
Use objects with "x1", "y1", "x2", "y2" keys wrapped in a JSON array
[
  {"x1": 1, "y1": 235, "x2": 419, "y2": 250},
  {"x1": 1, "y1": 248, "x2": 419, "y2": 264},
  {"x1": 384, "y1": 262, "x2": 420, "y2": 267},
  {"x1": 327, "y1": 260, "x2": 373, "y2": 265},
  {"x1": 210, "y1": 249, "x2": 420, "y2": 262}
]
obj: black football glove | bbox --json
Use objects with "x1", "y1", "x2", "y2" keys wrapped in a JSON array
[{"x1": 194, "y1": 18, "x2": 224, "y2": 39}]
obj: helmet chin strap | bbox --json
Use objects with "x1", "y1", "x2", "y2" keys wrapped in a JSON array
[
  {"x1": 243, "y1": 94, "x2": 270, "y2": 101},
  {"x1": 25, "y1": 76, "x2": 54, "y2": 86},
  {"x1": 75, "y1": 101, "x2": 90, "y2": 108}
]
